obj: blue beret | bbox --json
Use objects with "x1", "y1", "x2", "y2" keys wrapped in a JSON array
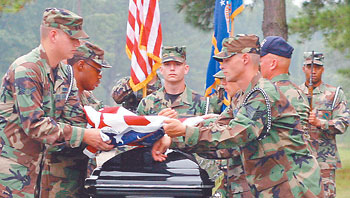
[{"x1": 260, "y1": 36, "x2": 294, "y2": 58}]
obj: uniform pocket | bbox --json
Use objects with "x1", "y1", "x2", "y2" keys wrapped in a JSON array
[
  {"x1": 0, "y1": 144, "x2": 33, "y2": 167},
  {"x1": 243, "y1": 150, "x2": 290, "y2": 191},
  {"x1": 0, "y1": 145, "x2": 33, "y2": 191}
]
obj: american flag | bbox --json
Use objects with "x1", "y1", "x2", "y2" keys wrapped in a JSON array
[
  {"x1": 126, "y1": 0, "x2": 163, "y2": 92},
  {"x1": 83, "y1": 106, "x2": 205, "y2": 158}
]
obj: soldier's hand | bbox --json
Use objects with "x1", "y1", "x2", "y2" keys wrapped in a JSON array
[
  {"x1": 158, "y1": 108, "x2": 178, "y2": 119},
  {"x1": 83, "y1": 129, "x2": 114, "y2": 151},
  {"x1": 163, "y1": 119, "x2": 186, "y2": 137},
  {"x1": 152, "y1": 135, "x2": 171, "y2": 162},
  {"x1": 308, "y1": 112, "x2": 321, "y2": 128}
]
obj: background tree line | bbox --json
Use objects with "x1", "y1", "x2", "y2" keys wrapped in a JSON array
[{"x1": 0, "y1": 0, "x2": 349, "y2": 108}]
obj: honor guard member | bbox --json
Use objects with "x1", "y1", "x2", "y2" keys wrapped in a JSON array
[
  {"x1": 0, "y1": 8, "x2": 114, "y2": 197},
  {"x1": 206, "y1": 72, "x2": 227, "y2": 114},
  {"x1": 153, "y1": 35, "x2": 323, "y2": 197},
  {"x1": 211, "y1": 70, "x2": 252, "y2": 198},
  {"x1": 69, "y1": 41, "x2": 111, "y2": 110},
  {"x1": 300, "y1": 52, "x2": 350, "y2": 198},
  {"x1": 260, "y1": 36, "x2": 316, "y2": 156},
  {"x1": 40, "y1": 41, "x2": 112, "y2": 197},
  {"x1": 137, "y1": 46, "x2": 207, "y2": 117}
]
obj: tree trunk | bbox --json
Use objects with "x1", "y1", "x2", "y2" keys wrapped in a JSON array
[{"x1": 262, "y1": 0, "x2": 288, "y2": 41}]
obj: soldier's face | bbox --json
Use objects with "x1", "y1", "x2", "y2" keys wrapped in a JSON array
[
  {"x1": 56, "y1": 29, "x2": 81, "y2": 60},
  {"x1": 222, "y1": 78, "x2": 240, "y2": 97},
  {"x1": 303, "y1": 64, "x2": 324, "y2": 85},
  {"x1": 220, "y1": 54, "x2": 243, "y2": 83},
  {"x1": 160, "y1": 61, "x2": 189, "y2": 83},
  {"x1": 260, "y1": 54, "x2": 274, "y2": 79},
  {"x1": 75, "y1": 59, "x2": 102, "y2": 91}
]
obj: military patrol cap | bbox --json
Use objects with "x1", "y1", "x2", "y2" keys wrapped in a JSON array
[
  {"x1": 213, "y1": 34, "x2": 260, "y2": 62},
  {"x1": 304, "y1": 52, "x2": 324, "y2": 66},
  {"x1": 213, "y1": 70, "x2": 225, "y2": 79},
  {"x1": 162, "y1": 46, "x2": 186, "y2": 63},
  {"x1": 260, "y1": 36, "x2": 294, "y2": 58},
  {"x1": 42, "y1": 7, "x2": 89, "y2": 39},
  {"x1": 75, "y1": 41, "x2": 111, "y2": 68}
]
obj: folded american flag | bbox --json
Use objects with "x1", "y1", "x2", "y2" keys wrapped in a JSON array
[{"x1": 83, "y1": 106, "x2": 205, "y2": 158}]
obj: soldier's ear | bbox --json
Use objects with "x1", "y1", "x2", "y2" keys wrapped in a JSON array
[
  {"x1": 49, "y1": 29, "x2": 59, "y2": 43},
  {"x1": 77, "y1": 60, "x2": 85, "y2": 71},
  {"x1": 184, "y1": 64, "x2": 189, "y2": 75},
  {"x1": 270, "y1": 59, "x2": 277, "y2": 70},
  {"x1": 241, "y1": 53, "x2": 249, "y2": 65}
]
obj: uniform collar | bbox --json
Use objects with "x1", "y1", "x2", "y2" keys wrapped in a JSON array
[
  {"x1": 38, "y1": 44, "x2": 66, "y2": 84},
  {"x1": 312, "y1": 82, "x2": 326, "y2": 94},
  {"x1": 38, "y1": 45, "x2": 51, "y2": 78},
  {"x1": 160, "y1": 85, "x2": 192, "y2": 106},
  {"x1": 271, "y1": 73, "x2": 290, "y2": 83},
  {"x1": 244, "y1": 72, "x2": 262, "y2": 94},
  {"x1": 301, "y1": 82, "x2": 325, "y2": 94}
]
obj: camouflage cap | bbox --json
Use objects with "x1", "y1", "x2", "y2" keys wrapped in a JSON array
[
  {"x1": 75, "y1": 41, "x2": 111, "y2": 68},
  {"x1": 42, "y1": 8, "x2": 89, "y2": 39},
  {"x1": 213, "y1": 70, "x2": 225, "y2": 79},
  {"x1": 162, "y1": 46, "x2": 186, "y2": 63},
  {"x1": 304, "y1": 52, "x2": 324, "y2": 66},
  {"x1": 213, "y1": 34, "x2": 260, "y2": 62}
]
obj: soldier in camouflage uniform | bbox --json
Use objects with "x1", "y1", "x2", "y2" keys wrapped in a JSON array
[
  {"x1": 137, "y1": 46, "x2": 220, "y2": 179},
  {"x1": 137, "y1": 46, "x2": 207, "y2": 117},
  {"x1": 0, "y1": 8, "x2": 114, "y2": 197},
  {"x1": 153, "y1": 35, "x2": 323, "y2": 197},
  {"x1": 111, "y1": 74, "x2": 162, "y2": 113},
  {"x1": 40, "y1": 41, "x2": 112, "y2": 198},
  {"x1": 210, "y1": 71, "x2": 252, "y2": 198},
  {"x1": 300, "y1": 52, "x2": 350, "y2": 198},
  {"x1": 69, "y1": 41, "x2": 110, "y2": 110},
  {"x1": 260, "y1": 36, "x2": 313, "y2": 150},
  {"x1": 207, "y1": 76, "x2": 226, "y2": 114}
]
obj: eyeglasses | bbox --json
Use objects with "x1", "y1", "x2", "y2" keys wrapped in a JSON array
[{"x1": 85, "y1": 60, "x2": 102, "y2": 75}]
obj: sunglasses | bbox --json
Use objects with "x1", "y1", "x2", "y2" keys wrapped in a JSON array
[{"x1": 85, "y1": 60, "x2": 102, "y2": 75}]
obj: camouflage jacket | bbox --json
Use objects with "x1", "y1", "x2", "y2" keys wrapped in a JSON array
[
  {"x1": 80, "y1": 90, "x2": 104, "y2": 110},
  {"x1": 300, "y1": 82, "x2": 350, "y2": 169},
  {"x1": 272, "y1": 74, "x2": 310, "y2": 132},
  {"x1": 207, "y1": 86, "x2": 225, "y2": 114},
  {"x1": 42, "y1": 90, "x2": 103, "y2": 198},
  {"x1": 111, "y1": 75, "x2": 162, "y2": 112},
  {"x1": 0, "y1": 45, "x2": 87, "y2": 197},
  {"x1": 212, "y1": 102, "x2": 252, "y2": 197},
  {"x1": 181, "y1": 73, "x2": 323, "y2": 197}
]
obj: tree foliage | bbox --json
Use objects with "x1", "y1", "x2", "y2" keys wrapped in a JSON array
[
  {"x1": 289, "y1": 0, "x2": 350, "y2": 53},
  {"x1": 175, "y1": 0, "x2": 215, "y2": 32},
  {"x1": 176, "y1": 0, "x2": 288, "y2": 39},
  {"x1": 0, "y1": 0, "x2": 33, "y2": 14}
]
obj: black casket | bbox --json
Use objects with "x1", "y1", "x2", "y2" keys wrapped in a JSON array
[{"x1": 85, "y1": 147, "x2": 223, "y2": 198}]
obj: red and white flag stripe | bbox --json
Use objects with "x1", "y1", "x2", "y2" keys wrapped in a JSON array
[{"x1": 126, "y1": 0, "x2": 162, "y2": 91}]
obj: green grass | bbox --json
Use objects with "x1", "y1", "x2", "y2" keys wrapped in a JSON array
[{"x1": 336, "y1": 146, "x2": 350, "y2": 198}]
